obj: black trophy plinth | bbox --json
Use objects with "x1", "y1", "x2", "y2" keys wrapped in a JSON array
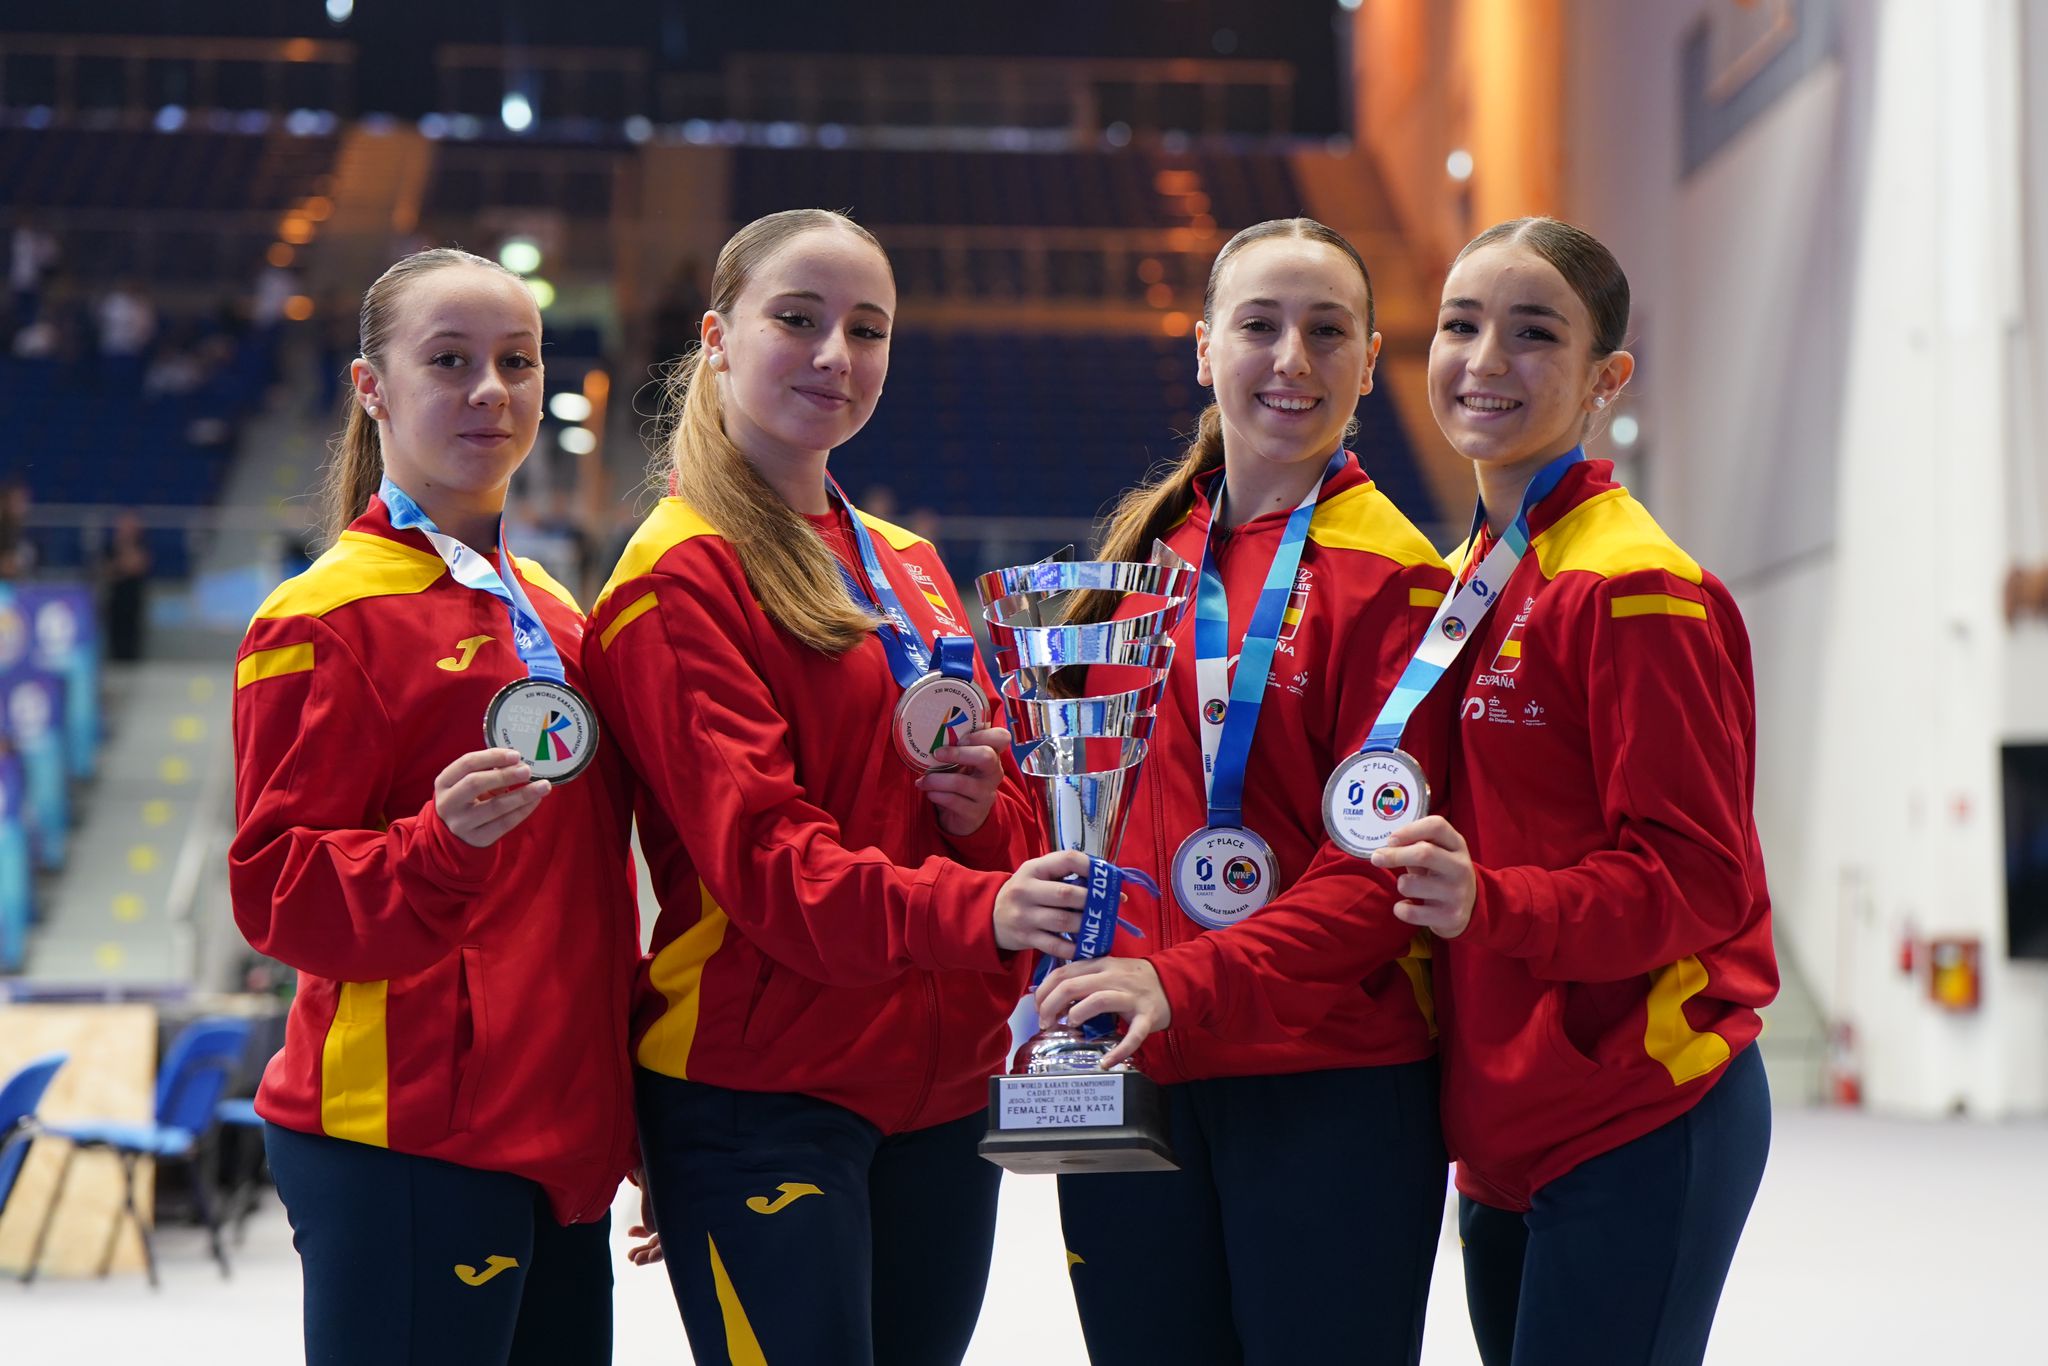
[{"x1": 979, "y1": 1068, "x2": 1176, "y2": 1174}]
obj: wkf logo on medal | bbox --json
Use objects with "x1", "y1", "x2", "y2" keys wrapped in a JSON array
[
  {"x1": 1441, "y1": 617, "x2": 1468, "y2": 641},
  {"x1": 1202, "y1": 698, "x2": 1227, "y2": 725}
]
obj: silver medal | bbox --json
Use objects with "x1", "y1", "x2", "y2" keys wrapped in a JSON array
[
  {"x1": 483, "y1": 677, "x2": 599, "y2": 783},
  {"x1": 1322, "y1": 748, "x2": 1428, "y2": 856},
  {"x1": 1171, "y1": 825, "x2": 1278, "y2": 929},
  {"x1": 892, "y1": 671, "x2": 988, "y2": 771}
]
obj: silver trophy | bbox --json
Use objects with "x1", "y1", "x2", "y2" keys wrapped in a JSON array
[{"x1": 975, "y1": 544, "x2": 1196, "y2": 1174}]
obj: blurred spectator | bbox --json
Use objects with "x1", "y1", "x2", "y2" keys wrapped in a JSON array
[
  {"x1": 143, "y1": 321, "x2": 211, "y2": 399},
  {"x1": 101, "y1": 513, "x2": 151, "y2": 661},
  {"x1": 9, "y1": 214, "x2": 58, "y2": 328},
  {"x1": 96, "y1": 279, "x2": 157, "y2": 357},
  {"x1": 9, "y1": 317, "x2": 56, "y2": 359},
  {"x1": 0, "y1": 480, "x2": 35, "y2": 578},
  {"x1": 252, "y1": 261, "x2": 300, "y2": 332}
]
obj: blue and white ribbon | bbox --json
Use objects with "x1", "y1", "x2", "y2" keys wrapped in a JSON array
[
  {"x1": 1357, "y1": 447, "x2": 1584, "y2": 755},
  {"x1": 1194, "y1": 450, "x2": 1346, "y2": 829},
  {"x1": 380, "y1": 477, "x2": 564, "y2": 682},
  {"x1": 827, "y1": 477, "x2": 975, "y2": 691}
]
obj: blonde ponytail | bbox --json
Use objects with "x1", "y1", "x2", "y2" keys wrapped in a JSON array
[
  {"x1": 659, "y1": 346, "x2": 881, "y2": 654},
  {"x1": 319, "y1": 401, "x2": 384, "y2": 548},
  {"x1": 1063, "y1": 404, "x2": 1225, "y2": 626}
]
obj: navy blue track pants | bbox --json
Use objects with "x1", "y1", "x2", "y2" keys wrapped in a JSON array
[
  {"x1": 1058, "y1": 1059, "x2": 1447, "y2": 1366},
  {"x1": 635, "y1": 1069, "x2": 1002, "y2": 1366},
  {"x1": 1458, "y1": 1043, "x2": 1772, "y2": 1366},
  {"x1": 264, "y1": 1122, "x2": 612, "y2": 1366}
]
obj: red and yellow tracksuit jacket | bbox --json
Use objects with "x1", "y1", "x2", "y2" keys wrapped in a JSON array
[
  {"x1": 581, "y1": 497, "x2": 1041, "y2": 1135},
  {"x1": 230, "y1": 498, "x2": 641, "y2": 1224},
  {"x1": 1432, "y1": 458, "x2": 1777, "y2": 1210},
  {"x1": 1115, "y1": 453, "x2": 1456, "y2": 1083}
]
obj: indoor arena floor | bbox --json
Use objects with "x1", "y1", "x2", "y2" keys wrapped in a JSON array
[{"x1": 6, "y1": 1105, "x2": 2040, "y2": 1363}]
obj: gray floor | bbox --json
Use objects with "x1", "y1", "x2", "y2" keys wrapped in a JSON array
[{"x1": 5, "y1": 1102, "x2": 2042, "y2": 1363}]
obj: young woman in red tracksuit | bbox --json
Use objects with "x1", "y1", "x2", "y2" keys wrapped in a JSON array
[
  {"x1": 1032, "y1": 217, "x2": 1455, "y2": 1366},
  {"x1": 1386, "y1": 218, "x2": 1776, "y2": 1365},
  {"x1": 231, "y1": 249, "x2": 640, "y2": 1364},
  {"x1": 580, "y1": 209, "x2": 1082, "y2": 1366}
]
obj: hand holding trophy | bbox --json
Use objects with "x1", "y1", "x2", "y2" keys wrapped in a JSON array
[{"x1": 974, "y1": 545, "x2": 1196, "y2": 1174}]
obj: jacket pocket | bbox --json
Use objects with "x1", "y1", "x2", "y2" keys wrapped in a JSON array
[
  {"x1": 1540, "y1": 985, "x2": 1601, "y2": 1079},
  {"x1": 451, "y1": 945, "x2": 492, "y2": 1132},
  {"x1": 740, "y1": 957, "x2": 820, "y2": 1052}
]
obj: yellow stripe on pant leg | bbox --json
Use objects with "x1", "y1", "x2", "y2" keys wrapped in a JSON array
[{"x1": 707, "y1": 1233, "x2": 768, "y2": 1366}]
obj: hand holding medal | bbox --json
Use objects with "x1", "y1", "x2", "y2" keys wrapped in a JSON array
[
  {"x1": 1371, "y1": 815, "x2": 1478, "y2": 938},
  {"x1": 914, "y1": 720, "x2": 1015, "y2": 837},
  {"x1": 432, "y1": 747, "x2": 550, "y2": 848}
]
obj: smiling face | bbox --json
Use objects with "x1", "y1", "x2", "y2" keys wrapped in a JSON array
[
  {"x1": 352, "y1": 264, "x2": 544, "y2": 509},
  {"x1": 1428, "y1": 241, "x2": 1631, "y2": 480},
  {"x1": 1195, "y1": 237, "x2": 1381, "y2": 477},
  {"x1": 704, "y1": 226, "x2": 896, "y2": 466}
]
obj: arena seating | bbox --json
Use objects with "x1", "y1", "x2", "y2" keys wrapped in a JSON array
[
  {"x1": 835, "y1": 331, "x2": 1434, "y2": 525},
  {"x1": 731, "y1": 148, "x2": 1300, "y2": 230}
]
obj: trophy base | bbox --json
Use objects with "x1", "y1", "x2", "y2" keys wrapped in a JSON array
[{"x1": 979, "y1": 1072, "x2": 1178, "y2": 1174}]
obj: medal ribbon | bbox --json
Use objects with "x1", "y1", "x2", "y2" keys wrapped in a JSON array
[
  {"x1": 1194, "y1": 450, "x2": 1346, "y2": 829},
  {"x1": 825, "y1": 477, "x2": 976, "y2": 691},
  {"x1": 379, "y1": 477, "x2": 564, "y2": 682},
  {"x1": 1356, "y1": 447, "x2": 1584, "y2": 755}
]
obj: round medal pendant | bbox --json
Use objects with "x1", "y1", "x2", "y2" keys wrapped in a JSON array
[
  {"x1": 1322, "y1": 748, "x2": 1429, "y2": 856},
  {"x1": 483, "y1": 677, "x2": 599, "y2": 783},
  {"x1": 1171, "y1": 825, "x2": 1278, "y2": 930},
  {"x1": 892, "y1": 671, "x2": 987, "y2": 771}
]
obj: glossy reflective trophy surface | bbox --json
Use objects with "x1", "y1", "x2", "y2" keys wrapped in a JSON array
[{"x1": 975, "y1": 545, "x2": 1196, "y2": 1174}]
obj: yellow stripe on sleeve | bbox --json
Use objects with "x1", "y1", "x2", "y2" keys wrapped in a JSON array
[
  {"x1": 1410, "y1": 587, "x2": 1446, "y2": 608},
  {"x1": 319, "y1": 980, "x2": 390, "y2": 1146},
  {"x1": 236, "y1": 642, "x2": 315, "y2": 689},
  {"x1": 1610, "y1": 593, "x2": 1707, "y2": 620},
  {"x1": 599, "y1": 591, "x2": 659, "y2": 650}
]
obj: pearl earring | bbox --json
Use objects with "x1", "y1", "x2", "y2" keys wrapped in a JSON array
[{"x1": 1593, "y1": 396, "x2": 1607, "y2": 409}]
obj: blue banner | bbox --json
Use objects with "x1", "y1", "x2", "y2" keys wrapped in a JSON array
[
  {"x1": 19, "y1": 584, "x2": 100, "y2": 781},
  {"x1": 0, "y1": 666, "x2": 69, "y2": 872},
  {"x1": 0, "y1": 748, "x2": 29, "y2": 971}
]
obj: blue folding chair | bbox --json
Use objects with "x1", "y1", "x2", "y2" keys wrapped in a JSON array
[
  {"x1": 0, "y1": 1053, "x2": 68, "y2": 1218},
  {"x1": 24, "y1": 1016, "x2": 252, "y2": 1287},
  {"x1": 212, "y1": 1096, "x2": 267, "y2": 1245}
]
